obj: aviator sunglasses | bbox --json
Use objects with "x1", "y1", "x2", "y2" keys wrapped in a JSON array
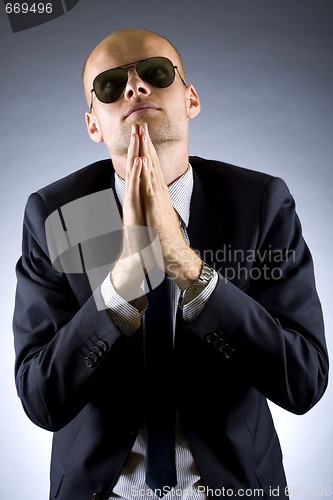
[{"x1": 89, "y1": 56, "x2": 186, "y2": 111}]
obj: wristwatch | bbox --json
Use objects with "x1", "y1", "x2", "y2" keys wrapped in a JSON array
[{"x1": 181, "y1": 262, "x2": 215, "y2": 306}]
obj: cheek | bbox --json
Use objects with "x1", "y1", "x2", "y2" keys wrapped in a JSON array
[
  {"x1": 167, "y1": 89, "x2": 188, "y2": 115},
  {"x1": 95, "y1": 110, "x2": 118, "y2": 139},
  {"x1": 170, "y1": 101, "x2": 189, "y2": 124}
]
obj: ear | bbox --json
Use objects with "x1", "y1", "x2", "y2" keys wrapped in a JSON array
[
  {"x1": 85, "y1": 111, "x2": 104, "y2": 143},
  {"x1": 186, "y1": 84, "x2": 201, "y2": 119}
]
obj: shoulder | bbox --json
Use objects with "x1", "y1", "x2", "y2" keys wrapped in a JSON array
[
  {"x1": 189, "y1": 155, "x2": 290, "y2": 202},
  {"x1": 34, "y1": 159, "x2": 114, "y2": 214},
  {"x1": 22, "y1": 159, "x2": 116, "y2": 254},
  {"x1": 190, "y1": 155, "x2": 273, "y2": 186}
]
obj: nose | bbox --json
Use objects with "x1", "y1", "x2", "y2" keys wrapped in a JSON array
[{"x1": 123, "y1": 67, "x2": 151, "y2": 100}]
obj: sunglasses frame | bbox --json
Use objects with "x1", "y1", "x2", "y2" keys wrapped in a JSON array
[{"x1": 89, "y1": 56, "x2": 187, "y2": 111}]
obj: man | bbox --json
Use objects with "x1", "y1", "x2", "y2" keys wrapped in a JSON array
[{"x1": 13, "y1": 28, "x2": 328, "y2": 500}]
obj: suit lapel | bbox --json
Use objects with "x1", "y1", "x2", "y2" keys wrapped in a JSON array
[{"x1": 187, "y1": 165, "x2": 230, "y2": 268}]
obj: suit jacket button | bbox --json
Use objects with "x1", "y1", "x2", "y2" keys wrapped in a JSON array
[
  {"x1": 224, "y1": 345, "x2": 235, "y2": 359},
  {"x1": 98, "y1": 340, "x2": 108, "y2": 352},
  {"x1": 85, "y1": 357, "x2": 93, "y2": 368},
  {"x1": 92, "y1": 493, "x2": 105, "y2": 500},
  {"x1": 93, "y1": 346, "x2": 103, "y2": 357},
  {"x1": 206, "y1": 332, "x2": 218, "y2": 343},
  {"x1": 89, "y1": 351, "x2": 98, "y2": 363},
  {"x1": 213, "y1": 338, "x2": 224, "y2": 349}
]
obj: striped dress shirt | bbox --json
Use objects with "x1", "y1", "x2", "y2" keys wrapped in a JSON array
[{"x1": 100, "y1": 164, "x2": 217, "y2": 499}]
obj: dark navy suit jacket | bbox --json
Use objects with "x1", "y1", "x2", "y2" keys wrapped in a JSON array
[{"x1": 13, "y1": 157, "x2": 329, "y2": 499}]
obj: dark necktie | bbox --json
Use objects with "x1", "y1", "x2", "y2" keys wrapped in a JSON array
[{"x1": 144, "y1": 275, "x2": 177, "y2": 496}]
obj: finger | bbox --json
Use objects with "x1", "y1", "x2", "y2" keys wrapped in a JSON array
[
  {"x1": 123, "y1": 157, "x2": 144, "y2": 228},
  {"x1": 126, "y1": 125, "x2": 140, "y2": 182},
  {"x1": 127, "y1": 126, "x2": 140, "y2": 167},
  {"x1": 140, "y1": 157, "x2": 154, "y2": 199},
  {"x1": 139, "y1": 124, "x2": 164, "y2": 187},
  {"x1": 125, "y1": 157, "x2": 142, "y2": 213},
  {"x1": 138, "y1": 123, "x2": 150, "y2": 159},
  {"x1": 128, "y1": 157, "x2": 142, "y2": 199},
  {"x1": 143, "y1": 123, "x2": 159, "y2": 165}
]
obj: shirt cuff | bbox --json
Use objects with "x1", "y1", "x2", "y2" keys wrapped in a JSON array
[
  {"x1": 182, "y1": 270, "x2": 218, "y2": 322},
  {"x1": 100, "y1": 273, "x2": 147, "y2": 336}
]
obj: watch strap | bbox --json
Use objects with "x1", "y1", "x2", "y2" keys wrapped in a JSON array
[{"x1": 181, "y1": 262, "x2": 215, "y2": 306}]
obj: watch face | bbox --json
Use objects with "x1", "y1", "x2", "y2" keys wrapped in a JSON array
[
  {"x1": 183, "y1": 284, "x2": 205, "y2": 305},
  {"x1": 182, "y1": 263, "x2": 214, "y2": 306}
]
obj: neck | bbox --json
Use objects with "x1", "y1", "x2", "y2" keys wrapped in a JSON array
[{"x1": 111, "y1": 140, "x2": 189, "y2": 186}]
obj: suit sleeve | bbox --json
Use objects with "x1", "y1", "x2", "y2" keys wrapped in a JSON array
[
  {"x1": 187, "y1": 177, "x2": 329, "y2": 414},
  {"x1": 13, "y1": 192, "x2": 126, "y2": 431}
]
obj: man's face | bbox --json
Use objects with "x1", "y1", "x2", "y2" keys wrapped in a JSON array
[{"x1": 84, "y1": 32, "x2": 198, "y2": 159}]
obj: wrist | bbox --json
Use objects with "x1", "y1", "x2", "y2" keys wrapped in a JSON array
[
  {"x1": 181, "y1": 262, "x2": 215, "y2": 306},
  {"x1": 111, "y1": 253, "x2": 146, "y2": 302},
  {"x1": 165, "y1": 247, "x2": 202, "y2": 290}
]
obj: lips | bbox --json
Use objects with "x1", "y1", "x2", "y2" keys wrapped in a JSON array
[{"x1": 124, "y1": 103, "x2": 159, "y2": 119}]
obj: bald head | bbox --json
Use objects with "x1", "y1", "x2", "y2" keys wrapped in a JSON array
[{"x1": 82, "y1": 28, "x2": 185, "y2": 105}]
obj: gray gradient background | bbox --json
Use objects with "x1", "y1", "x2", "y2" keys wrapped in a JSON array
[{"x1": 1, "y1": 1, "x2": 332, "y2": 498}]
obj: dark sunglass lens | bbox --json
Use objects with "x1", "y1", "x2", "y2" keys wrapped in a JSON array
[
  {"x1": 138, "y1": 57, "x2": 175, "y2": 88},
  {"x1": 93, "y1": 68, "x2": 128, "y2": 103}
]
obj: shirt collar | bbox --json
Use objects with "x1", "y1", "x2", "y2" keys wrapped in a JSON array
[{"x1": 114, "y1": 163, "x2": 193, "y2": 227}]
